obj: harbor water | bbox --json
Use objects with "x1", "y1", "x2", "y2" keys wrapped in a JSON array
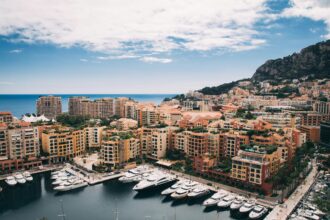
[{"x1": 0, "y1": 172, "x2": 248, "y2": 220}]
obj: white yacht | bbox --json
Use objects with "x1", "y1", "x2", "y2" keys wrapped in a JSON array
[
  {"x1": 249, "y1": 205, "x2": 268, "y2": 219},
  {"x1": 230, "y1": 196, "x2": 246, "y2": 211},
  {"x1": 161, "y1": 180, "x2": 186, "y2": 196},
  {"x1": 170, "y1": 181, "x2": 198, "y2": 199},
  {"x1": 54, "y1": 179, "x2": 88, "y2": 192},
  {"x1": 133, "y1": 173, "x2": 176, "y2": 191},
  {"x1": 51, "y1": 172, "x2": 68, "y2": 180},
  {"x1": 14, "y1": 173, "x2": 26, "y2": 184},
  {"x1": 217, "y1": 194, "x2": 236, "y2": 208},
  {"x1": 298, "y1": 209, "x2": 320, "y2": 220},
  {"x1": 52, "y1": 176, "x2": 70, "y2": 185},
  {"x1": 119, "y1": 166, "x2": 152, "y2": 183},
  {"x1": 203, "y1": 189, "x2": 228, "y2": 207},
  {"x1": 23, "y1": 171, "x2": 33, "y2": 182},
  {"x1": 5, "y1": 176, "x2": 17, "y2": 186},
  {"x1": 239, "y1": 200, "x2": 255, "y2": 214},
  {"x1": 187, "y1": 185, "x2": 210, "y2": 198}
]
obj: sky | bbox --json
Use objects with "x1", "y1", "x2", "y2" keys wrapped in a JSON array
[{"x1": 0, "y1": 0, "x2": 330, "y2": 94}]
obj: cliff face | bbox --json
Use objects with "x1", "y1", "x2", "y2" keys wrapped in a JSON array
[{"x1": 252, "y1": 40, "x2": 330, "y2": 81}]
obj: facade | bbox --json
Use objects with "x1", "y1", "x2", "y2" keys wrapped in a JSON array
[
  {"x1": 313, "y1": 101, "x2": 330, "y2": 115},
  {"x1": 320, "y1": 121, "x2": 330, "y2": 148},
  {"x1": 41, "y1": 128, "x2": 85, "y2": 162},
  {"x1": 114, "y1": 97, "x2": 130, "y2": 118},
  {"x1": 231, "y1": 146, "x2": 281, "y2": 186},
  {"x1": 299, "y1": 125, "x2": 320, "y2": 142},
  {"x1": 68, "y1": 97, "x2": 114, "y2": 118},
  {"x1": 101, "y1": 137, "x2": 139, "y2": 168},
  {"x1": 0, "y1": 112, "x2": 13, "y2": 123},
  {"x1": 84, "y1": 127, "x2": 103, "y2": 149},
  {"x1": 219, "y1": 132, "x2": 249, "y2": 158},
  {"x1": 300, "y1": 113, "x2": 330, "y2": 126},
  {"x1": 36, "y1": 96, "x2": 62, "y2": 119},
  {"x1": 136, "y1": 106, "x2": 158, "y2": 127}
]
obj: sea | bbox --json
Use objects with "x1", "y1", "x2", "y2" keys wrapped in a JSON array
[
  {"x1": 0, "y1": 94, "x2": 175, "y2": 118},
  {"x1": 0, "y1": 173, "x2": 244, "y2": 220}
]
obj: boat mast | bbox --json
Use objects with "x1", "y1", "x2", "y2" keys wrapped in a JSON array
[{"x1": 58, "y1": 200, "x2": 66, "y2": 220}]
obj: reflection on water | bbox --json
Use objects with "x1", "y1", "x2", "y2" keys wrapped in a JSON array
[{"x1": 0, "y1": 173, "x2": 255, "y2": 220}]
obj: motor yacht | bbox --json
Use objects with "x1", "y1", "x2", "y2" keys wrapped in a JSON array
[
  {"x1": 203, "y1": 189, "x2": 229, "y2": 207},
  {"x1": 249, "y1": 205, "x2": 268, "y2": 219},
  {"x1": 133, "y1": 173, "x2": 176, "y2": 191},
  {"x1": 119, "y1": 166, "x2": 152, "y2": 183},
  {"x1": 239, "y1": 200, "x2": 255, "y2": 214},
  {"x1": 23, "y1": 171, "x2": 33, "y2": 182},
  {"x1": 217, "y1": 194, "x2": 236, "y2": 208},
  {"x1": 51, "y1": 172, "x2": 68, "y2": 180},
  {"x1": 170, "y1": 182, "x2": 197, "y2": 200},
  {"x1": 14, "y1": 173, "x2": 26, "y2": 184},
  {"x1": 54, "y1": 179, "x2": 88, "y2": 192},
  {"x1": 161, "y1": 180, "x2": 186, "y2": 196},
  {"x1": 230, "y1": 196, "x2": 246, "y2": 211},
  {"x1": 187, "y1": 185, "x2": 210, "y2": 198},
  {"x1": 298, "y1": 209, "x2": 320, "y2": 220},
  {"x1": 5, "y1": 176, "x2": 17, "y2": 186}
]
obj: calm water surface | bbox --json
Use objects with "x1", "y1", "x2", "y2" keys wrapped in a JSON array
[{"x1": 0, "y1": 173, "x2": 245, "y2": 220}]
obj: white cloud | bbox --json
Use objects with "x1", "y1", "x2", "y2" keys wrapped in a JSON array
[
  {"x1": 80, "y1": 58, "x2": 88, "y2": 62},
  {"x1": 97, "y1": 54, "x2": 140, "y2": 60},
  {"x1": 139, "y1": 56, "x2": 172, "y2": 63},
  {"x1": 9, "y1": 49, "x2": 22, "y2": 53},
  {"x1": 0, "y1": 0, "x2": 270, "y2": 57},
  {"x1": 282, "y1": 0, "x2": 330, "y2": 38}
]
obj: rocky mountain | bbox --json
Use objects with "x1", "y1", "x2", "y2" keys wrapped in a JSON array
[
  {"x1": 252, "y1": 40, "x2": 330, "y2": 81},
  {"x1": 199, "y1": 40, "x2": 330, "y2": 95}
]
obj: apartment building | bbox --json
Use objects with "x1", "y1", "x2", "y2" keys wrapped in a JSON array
[
  {"x1": 68, "y1": 97, "x2": 114, "y2": 118},
  {"x1": 0, "y1": 122, "x2": 41, "y2": 172},
  {"x1": 8, "y1": 126, "x2": 40, "y2": 160},
  {"x1": 36, "y1": 96, "x2": 62, "y2": 119},
  {"x1": 231, "y1": 146, "x2": 281, "y2": 187},
  {"x1": 101, "y1": 137, "x2": 140, "y2": 168},
  {"x1": 219, "y1": 132, "x2": 249, "y2": 158},
  {"x1": 0, "y1": 112, "x2": 13, "y2": 123},
  {"x1": 313, "y1": 101, "x2": 330, "y2": 115},
  {"x1": 299, "y1": 125, "x2": 320, "y2": 142},
  {"x1": 300, "y1": 113, "x2": 330, "y2": 126},
  {"x1": 260, "y1": 113, "x2": 301, "y2": 129},
  {"x1": 111, "y1": 118, "x2": 138, "y2": 131},
  {"x1": 135, "y1": 106, "x2": 158, "y2": 127},
  {"x1": 41, "y1": 127, "x2": 85, "y2": 162},
  {"x1": 84, "y1": 127, "x2": 103, "y2": 149},
  {"x1": 124, "y1": 101, "x2": 137, "y2": 119},
  {"x1": 114, "y1": 97, "x2": 130, "y2": 118},
  {"x1": 320, "y1": 121, "x2": 330, "y2": 148}
]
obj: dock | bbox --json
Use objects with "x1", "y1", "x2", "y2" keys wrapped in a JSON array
[{"x1": 264, "y1": 161, "x2": 318, "y2": 220}]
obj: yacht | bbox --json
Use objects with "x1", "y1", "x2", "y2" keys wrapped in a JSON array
[
  {"x1": 187, "y1": 185, "x2": 210, "y2": 198},
  {"x1": 239, "y1": 200, "x2": 255, "y2": 214},
  {"x1": 23, "y1": 171, "x2": 33, "y2": 182},
  {"x1": 133, "y1": 173, "x2": 176, "y2": 191},
  {"x1": 119, "y1": 166, "x2": 152, "y2": 183},
  {"x1": 298, "y1": 209, "x2": 320, "y2": 220},
  {"x1": 5, "y1": 176, "x2": 17, "y2": 186},
  {"x1": 203, "y1": 189, "x2": 228, "y2": 207},
  {"x1": 54, "y1": 180, "x2": 88, "y2": 192},
  {"x1": 217, "y1": 194, "x2": 236, "y2": 208},
  {"x1": 51, "y1": 172, "x2": 68, "y2": 180},
  {"x1": 249, "y1": 205, "x2": 268, "y2": 219},
  {"x1": 52, "y1": 176, "x2": 69, "y2": 185},
  {"x1": 170, "y1": 181, "x2": 198, "y2": 199},
  {"x1": 230, "y1": 196, "x2": 246, "y2": 211},
  {"x1": 14, "y1": 173, "x2": 26, "y2": 184},
  {"x1": 161, "y1": 180, "x2": 186, "y2": 196}
]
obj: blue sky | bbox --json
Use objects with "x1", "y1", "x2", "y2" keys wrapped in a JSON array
[{"x1": 0, "y1": 0, "x2": 329, "y2": 94}]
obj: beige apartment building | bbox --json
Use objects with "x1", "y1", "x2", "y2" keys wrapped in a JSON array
[
  {"x1": 68, "y1": 97, "x2": 114, "y2": 118},
  {"x1": 41, "y1": 127, "x2": 85, "y2": 162},
  {"x1": 36, "y1": 96, "x2": 62, "y2": 119},
  {"x1": 219, "y1": 132, "x2": 250, "y2": 158},
  {"x1": 101, "y1": 137, "x2": 140, "y2": 168},
  {"x1": 114, "y1": 97, "x2": 130, "y2": 118},
  {"x1": 84, "y1": 126, "x2": 103, "y2": 149}
]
